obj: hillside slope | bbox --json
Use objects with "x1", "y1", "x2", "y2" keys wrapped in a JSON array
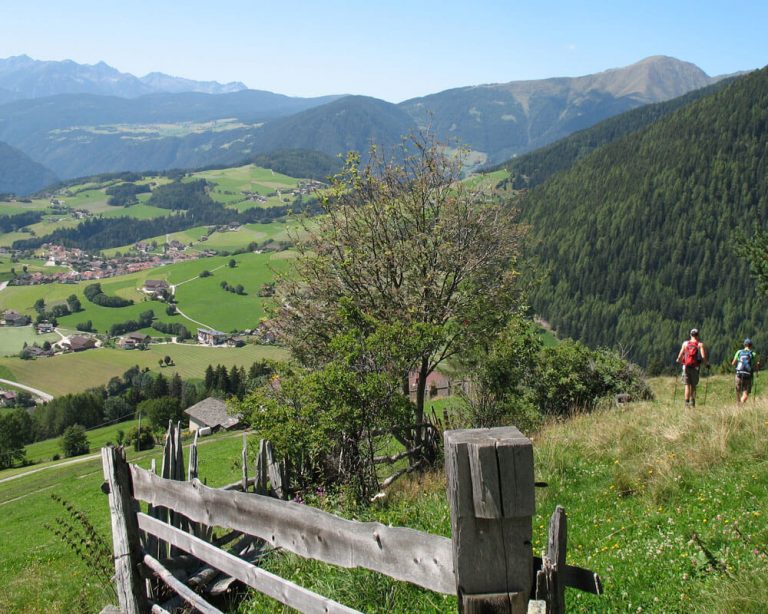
[
  {"x1": 521, "y1": 67, "x2": 768, "y2": 369},
  {"x1": 493, "y1": 78, "x2": 734, "y2": 189},
  {"x1": 400, "y1": 56, "x2": 723, "y2": 164},
  {"x1": 0, "y1": 141, "x2": 58, "y2": 195}
]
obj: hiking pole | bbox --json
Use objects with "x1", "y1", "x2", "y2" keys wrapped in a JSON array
[
  {"x1": 753, "y1": 370, "x2": 759, "y2": 404},
  {"x1": 672, "y1": 363, "x2": 679, "y2": 405},
  {"x1": 703, "y1": 366, "x2": 711, "y2": 405}
]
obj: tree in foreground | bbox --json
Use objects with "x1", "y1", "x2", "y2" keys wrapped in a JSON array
[{"x1": 270, "y1": 133, "x2": 527, "y2": 456}]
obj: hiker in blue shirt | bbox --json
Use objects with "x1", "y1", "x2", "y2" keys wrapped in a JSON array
[{"x1": 732, "y1": 338, "x2": 758, "y2": 404}]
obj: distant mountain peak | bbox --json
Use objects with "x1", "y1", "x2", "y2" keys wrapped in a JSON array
[{"x1": 0, "y1": 55, "x2": 248, "y2": 99}]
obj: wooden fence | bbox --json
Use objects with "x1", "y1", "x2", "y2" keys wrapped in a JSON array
[{"x1": 101, "y1": 425, "x2": 602, "y2": 613}]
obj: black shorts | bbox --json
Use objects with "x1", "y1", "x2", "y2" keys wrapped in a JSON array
[{"x1": 683, "y1": 366, "x2": 699, "y2": 386}]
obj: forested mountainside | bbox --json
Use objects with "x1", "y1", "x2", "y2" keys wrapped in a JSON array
[
  {"x1": 521, "y1": 67, "x2": 768, "y2": 371},
  {"x1": 493, "y1": 78, "x2": 735, "y2": 189},
  {"x1": 0, "y1": 141, "x2": 58, "y2": 195}
]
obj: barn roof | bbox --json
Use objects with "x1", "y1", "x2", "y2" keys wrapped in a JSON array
[{"x1": 184, "y1": 397, "x2": 241, "y2": 430}]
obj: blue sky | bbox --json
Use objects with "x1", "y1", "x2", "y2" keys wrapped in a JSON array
[{"x1": 1, "y1": 0, "x2": 766, "y2": 102}]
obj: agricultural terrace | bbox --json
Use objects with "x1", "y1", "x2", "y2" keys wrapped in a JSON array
[
  {"x1": 0, "y1": 250, "x2": 292, "y2": 334},
  {"x1": 0, "y1": 342, "x2": 287, "y2": 397}
]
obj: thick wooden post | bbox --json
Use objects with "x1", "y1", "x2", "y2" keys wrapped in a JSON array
[
  {"x1": 102, "y1": 446, "x2": 149, "y2": 614},
  {"x1": 445, "y1": 427, "x2": 535, "y2": 613}
]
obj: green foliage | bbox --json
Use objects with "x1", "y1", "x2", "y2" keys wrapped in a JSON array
[
  {"x1": 83, "y1": 282, "x2": 134, "y2": 308},
  {"x1": 60, "y1": 424, "x2": 89, "y2": 457},
  {"x1": 0, "y1": 409, "x2": 30, "y2": 468},
  {"x1": 462, "y1": 316, "x2": 544, "y2": 431},
  {"x1": 276, "y1": 134, "x2": 527, "y2": 437},
  {"x1": 66, "y1": 293, "x2": 82, "y2": 313},
  {"x1": 103, "y1": 396, "x2": 133, "y2": 422},
  {"x1": 530, "y1": 341, "x2": 653, "y2": 416},
  {"x1": 239, "y1": 309, "x2": 425, "y2": 500},
  {"x1": 137, "y1": 396, "x2": 181, "y2": 429},
  {"x1": 465, "y1": 318, "x2": 652, "y2": 429},
  {"x1": 522, "y1": 68, "x2": 768, "y2": 367},
  {"x1": 249, "y1": 149, "x2": 342, "y2": 181},
  {"x1": 126, "y1": 424, "x2": 155, "y2": 451},
  {"x1": 105, "y1": 181, "x2": 150, "y2": 206}
]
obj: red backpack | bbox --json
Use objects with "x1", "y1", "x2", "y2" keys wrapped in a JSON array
[{"x1": 682, "y1": 340, "x2": 701, "y2": 367}]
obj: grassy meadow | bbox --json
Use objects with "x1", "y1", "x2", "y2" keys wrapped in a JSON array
[
  {"x1": 0, "y1": 326, "x2": 60, "y2": 357},
  {"x1": 0, "y1": 342, "x2": 287, "y2": 397},
  {"x1": 245, "y1": 374, "x2": 768, "y2": 613},
  {"x1": 192, "y1": 164, "x2": 304, "y2": 210}
]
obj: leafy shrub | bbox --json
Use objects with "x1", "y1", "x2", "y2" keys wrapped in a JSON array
[
  {"x1": 530, "y1": 341, "x2": 653, "y2": 416},
  {"x1": 124, "y1": 425, "x2": 155, "y2": 451}
]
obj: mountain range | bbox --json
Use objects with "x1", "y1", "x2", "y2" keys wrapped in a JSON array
[
  {"x1": 0, "y1": 55, "x2": 247, "y2": 101},
  {"x1": 0, "y1": 55, "x2": 744, "y2": 192}
]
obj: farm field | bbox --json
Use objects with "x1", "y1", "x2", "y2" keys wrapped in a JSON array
[
  {"x1": 192, "y1": 164, "x2": 304, "y2": 210},
  {"x1": 0, "y1": 199, "x2": 51, "y2": 216},
  {"x1": 0, "y1": 326, "x2": 60, "y2": 357},
  {"x1": 0, "y1": 342, "x2": 287, "y2": 397},
  {"x1": 171, "y1": 251, "x2": 295, "y2": 330}
]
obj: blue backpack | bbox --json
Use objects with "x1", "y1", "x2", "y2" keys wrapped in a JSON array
[{"x1": 736, "y1": 350, "x2": 753, "y2": 377}]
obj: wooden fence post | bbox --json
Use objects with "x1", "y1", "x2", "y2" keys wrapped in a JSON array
[
  {"x1": 445, "y1": 427, "x2": 535, "y2": 613},
  {"x1": 102, "y1": 446, "x2": 149, "y2": 614}
]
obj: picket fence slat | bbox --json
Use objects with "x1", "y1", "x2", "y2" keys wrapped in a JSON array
[
  {"x1": 130, "y1": 466, "x2": 455, "y2": 595},
  {"x1": 138, "y1": 513, "x2": 362, "y2": 614}
]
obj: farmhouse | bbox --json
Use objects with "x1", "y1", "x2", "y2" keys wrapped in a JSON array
[
  {"x1": 118, "y1": 332, "x2": 151, "y2": 349},
  {"x1": 0, "y1": 390, "x2": 17, "y2": 406},
  {"x1": 142, "y1": 279, "x2": 170, "y2": 296},
  {"x1": 36, "y1": 321, "x2": 54, "y2": 334},
  {"x1": 184, "y1": 397, "x2": 242, "y2": 433},
  {"x1": 197, "y1": 327, "x2": 229, "y2": 346},
  {"x1": 61, "y1": 335, "x2": 98, "y2": 352},
  {"x1": 3, "y1": 310, "x2": 30, "y2": 326}
]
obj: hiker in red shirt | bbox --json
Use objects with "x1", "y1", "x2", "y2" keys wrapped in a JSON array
[{"x1": 676, "y1": 328, "x2": 708, "y2": 407}]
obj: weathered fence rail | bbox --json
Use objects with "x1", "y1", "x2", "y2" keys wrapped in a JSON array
[{"x1": 101, "y1": 425, "x2": 602, "y2": 613}]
